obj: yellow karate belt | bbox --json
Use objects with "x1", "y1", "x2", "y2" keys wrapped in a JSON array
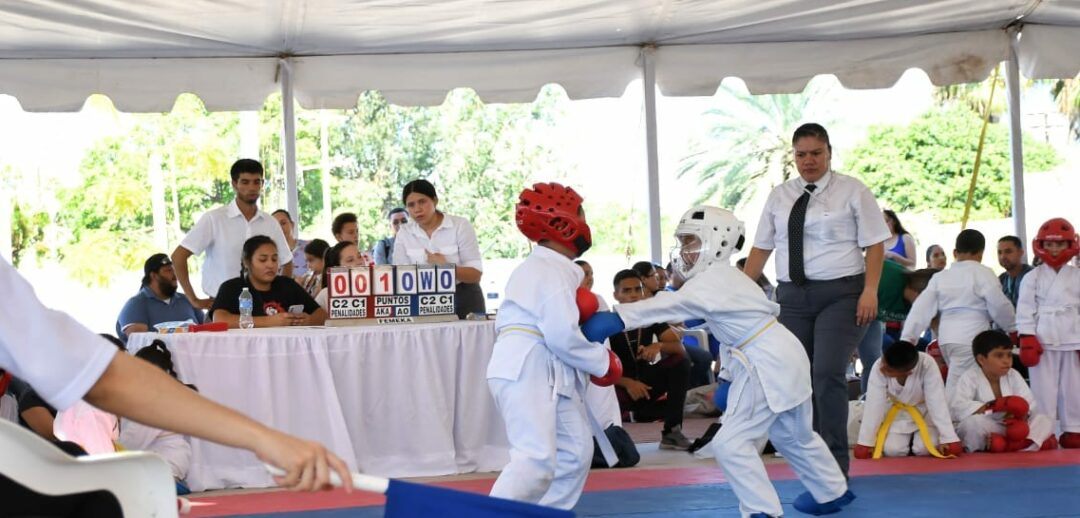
[
  {"x1": 498, "y1": 326, "x2": 543, "y2": 338},
  {"x1": 872, "y1": 396, "x2": 955, "y2": 459}
]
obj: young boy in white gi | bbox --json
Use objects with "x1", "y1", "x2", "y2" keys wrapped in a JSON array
[
  {"x1": 853, "y1": 340, "x2": 962, "y2": 459},
  {"x1": 1016, "y1": 217, "x2": 1080, "y2": 449},
  {"x1": 583, "y1": 206, "x2": 852, "y2": 518},
  {"x1": 949, "y1": 330, "x2": 1056, "y2": 452},
  {"x1": 487, "y1": 182, "x2": 622, "y2": 509},
  {"x1": 901, "y1": 229, "x2": 1016, "y2": 389}
]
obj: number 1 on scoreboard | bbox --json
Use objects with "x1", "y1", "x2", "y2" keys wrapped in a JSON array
[{"x1": 372, "y1": 265, "x2": 395, "y2": 295}]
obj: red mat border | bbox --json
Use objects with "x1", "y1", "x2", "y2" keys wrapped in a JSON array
[{"x1": 187, "y1": 449, "x2": 1080, "y2": 517}]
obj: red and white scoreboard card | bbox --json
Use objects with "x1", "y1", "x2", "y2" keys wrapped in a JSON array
[{"x1": 326, "y1": 264, "x2": 458, "y2": 325}]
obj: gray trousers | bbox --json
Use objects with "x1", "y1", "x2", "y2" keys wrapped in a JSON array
[{"x1": 776, "y1": 274, "x2": 868, "y2": 475}]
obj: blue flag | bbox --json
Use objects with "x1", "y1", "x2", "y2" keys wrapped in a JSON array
[{"x1": 384, "y1": 479, "x2": 574, "y2": 517}]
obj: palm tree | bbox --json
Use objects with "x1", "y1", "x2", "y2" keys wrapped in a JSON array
[
  {"x1": 677, "y1": 85, "x2": 827, "y2": 208},
  {"x1": 933, "y1": 70, "x2": 1007, "y2": 119},
  {"x1": 1051, "y1": 74, "x2": 1080, "y2": 140}
]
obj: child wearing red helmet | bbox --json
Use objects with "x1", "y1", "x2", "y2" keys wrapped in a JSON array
[
  {"x1": 485, "y1": 182, "x2": 621, "y2": 509},
  {"x1": 1016, "y1": 217, "x2": 1080, "y2": 448}
]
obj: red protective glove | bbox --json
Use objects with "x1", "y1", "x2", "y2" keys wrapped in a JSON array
[
  {"x1": 575, "y1": 287, "x2": 599, "y2": 325},
  {"x1": 0, "y1": 371, "x2": 11, "y2": 396},
  {"x1": 939, "y1": 441, "x2": 963, "y2": 457},
  {"x1": 1009, "y1": 331, "x2": 1019, "y2": 345},
  {"x1": 1019, "y1": 335, "x2": 1043, "y2": 367},
  {"x1": 926, "y1": 340, "x2": 947, "y2": 381},
  {"x1": 853, "y1": 444, "x2": 873, "y2": 459},
  {"x1": 590, "y1": 349, "x2": 623, "y2": 387},
  {"x1": 989, "y1": 434, "x2": 1031, "y2": 453},
  {"x1": 1004, "y1": 418, "x2": 1030, "y2": 441},
  {"x1": 990, "y1": 395, "x2": 1031, "y2": 419}
]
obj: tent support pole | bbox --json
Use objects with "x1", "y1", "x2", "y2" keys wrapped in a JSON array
[
  {"x1": 642, "y1": 47, "x2": 663, "y2": 264},
  {"x1": 280, "y1": 58, "x2": 300, "y2": 223},
  {"x1": 1005, "y1": 27, "x2": 1027, "y2": 249}
]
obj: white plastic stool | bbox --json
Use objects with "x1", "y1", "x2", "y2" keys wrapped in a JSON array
[{"x1": 0, "y1": 418, "x2": 177, "y2": 517}]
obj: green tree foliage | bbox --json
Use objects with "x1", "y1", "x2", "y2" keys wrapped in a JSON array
[
  {"x1": 848, "y1": 106, "x2": 1060, "y2": 222},
  {"x1": 58, "y1": 95, "x2": 240, "y2": 285},
  {"x1": 1051, "y1": 74, "x2": 1080, "y2": 140},
  {"x1": 677, "y1": 85, "x2": 832, "y2": 208},
  {"x1": 59, "y1": 88, "x2": 569, "y2": 286},
  {"x1": 10, "y1": 203, "x2": 49, "y2": 268}
]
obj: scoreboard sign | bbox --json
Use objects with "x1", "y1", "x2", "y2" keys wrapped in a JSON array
[{"x1": 325, "y1": 264, "x2": 458, "y2": 326}]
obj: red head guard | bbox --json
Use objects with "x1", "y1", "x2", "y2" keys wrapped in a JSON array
[
  {"x1": 516, "y1": 182, "x2": 592, "y2": 257},
  {"x1": 1032, "y1": 217, "x2": 1079, "y2": 269}
]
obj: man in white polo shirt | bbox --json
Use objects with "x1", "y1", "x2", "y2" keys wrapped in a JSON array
[
  {"x1": 741, "y1": 123, "x2": 890, "y2": 478},
  {"x1": 172, "y1": 159, "x2": 293, "y2": 310}
]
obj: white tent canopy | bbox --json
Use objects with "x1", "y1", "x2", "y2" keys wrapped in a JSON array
[
  {"x1": 2, "y1": 1, "x2": 1078, "y2": 260},
  {"x1": 2, "y1": 1, "x2": 1079, "y2": 111}
]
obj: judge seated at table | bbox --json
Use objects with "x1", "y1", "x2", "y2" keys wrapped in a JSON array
[{"x1": 211, "y1": 235, "x2": 327, "y2": 328}]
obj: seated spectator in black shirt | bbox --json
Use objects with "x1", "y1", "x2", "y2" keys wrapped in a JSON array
[
  {"x1": 211, "y1": 235, "x2": 327, "y2": 328},
  {"x1": 608, "y1": 269, "x2": 692, "y2": 450}
]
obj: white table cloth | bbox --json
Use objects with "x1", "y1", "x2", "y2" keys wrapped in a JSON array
[{"x1": 128, "y1": 321, "x2": 508, "y2": 491}]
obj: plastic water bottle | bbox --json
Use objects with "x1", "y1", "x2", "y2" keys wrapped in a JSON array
[{"x1": 238, "y1": 287, "x2": 254, "y2": 329}]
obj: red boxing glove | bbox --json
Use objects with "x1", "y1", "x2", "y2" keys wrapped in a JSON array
[
  {"x1": 0, "y1": 371, "x2": 12, "y2": 396},
  {"x1": 575, "y1": 287, "x2": 599, "y2": 325},
  {"x1": 939, "y1": 441, "x2": 963, "y2": 457},
  {"x1": 1004, "y1": 418, "x2": 1030, "y2": 441},
  {"x1": 590, "y1": 349, "x2": 623, "y2": 387},
  {"x1": 853, "y1": 444, "x2": 873, "y2": 460},
  {"x1": 990, "y1": 395, "x2": 1030, "y2": 419},
  {"x1": 1009, "y1": 331, "x2": 1019, "y2": 345},
  {"x1": 1019, "y1": 335, "x2": 1043, "y2": 367}
]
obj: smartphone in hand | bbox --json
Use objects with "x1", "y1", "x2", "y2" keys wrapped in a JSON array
[{"x1": 288, "y1": 304, "x2": 305, "y2": 314}]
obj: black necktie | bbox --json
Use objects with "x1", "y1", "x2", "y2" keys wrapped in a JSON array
[{"x1": 788, "y1": 183, "x2": 817, "y2": 285}]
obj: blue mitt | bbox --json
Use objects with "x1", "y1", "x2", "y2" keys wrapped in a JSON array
[{"x1": 581, "y1": 311, "x2": 625, "y2": 343}]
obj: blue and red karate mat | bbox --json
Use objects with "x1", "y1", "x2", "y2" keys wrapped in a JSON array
[{"x1": 185, "y1": 449, "x2": 1080, "y2": 517}]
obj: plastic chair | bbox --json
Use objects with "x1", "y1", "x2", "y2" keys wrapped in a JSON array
[{"x1": 0, "y1": 418, "x2": 177, "y2": 517}]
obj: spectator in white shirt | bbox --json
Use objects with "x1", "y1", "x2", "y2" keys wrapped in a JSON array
[
  {"x1": 741, "y1": 123, "x2": 890, "y2": 477},
  {"x1": 393, "y1": 179, "x2": 486, "y2": 319},
  {"x1": 171, "y1": 159, "x2": 293, "y2": 310}
]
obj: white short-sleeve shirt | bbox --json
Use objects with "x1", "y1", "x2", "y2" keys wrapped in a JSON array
[
  {"x1": 753, "y1": 171, "x2": 890, "y2": 282},
  {"x1": 391, "y1": 213, "x2": 483, "y2": 273},
  {"x1": 0, "y1": 258, "x2": 117, "y2": 410},
  {"x1": 179, "y1": 199, "x2": 293, "y2": 297}
]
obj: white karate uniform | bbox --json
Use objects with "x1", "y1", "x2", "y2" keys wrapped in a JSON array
[
  {"x1": 486, "y1": 246, "x2": 609, "y2": 510},
  {"x1": 614, "y1": 262, "x2": 847, "y2": 518},
  {"x1": 120, "y1": 418, "x2": 192, "y2": 480},
  {"x1": 901, "y1": 261, "x2": 1016, "y2": 389},
  {"x1": 1016, "y1": 263, "x2": 1080, "y2": 433},
  {"x1": 856, "y1": 354, "x2": 959, "y2": 456},
  {"x1": 583, "y1": 298, "x2": 622, "y2": 430},
  {"x1": 948, "y1": 367, "x2": 1054, "y2": 452}
]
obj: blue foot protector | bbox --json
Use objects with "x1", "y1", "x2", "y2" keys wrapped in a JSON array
[
  {"x1": 793, "y1": 489, "x2": 855, "y2": 515},
  {"x1": 749, "y1": 514, "x2": 778, "y2": 518}
]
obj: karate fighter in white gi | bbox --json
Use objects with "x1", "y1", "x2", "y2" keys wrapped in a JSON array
[
  {"x1": 583, "y1": 206, "x2": 853, "y2": 518},
  {"x1": 1016, "y1": 217, "x2": 1080, "y2": 449},
  {"x1": 949, "y1": 330, "x2": 1056, "y2": 452},
  {"x1": 853, "y1": 340, "x2": 962, "y2": 459},
  {"x1": 900, "y1": 229, "x2": 1016, "y2": 390},
  {"x1": 487, "y1": 182, "x2": 623, "y2": 509}
]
